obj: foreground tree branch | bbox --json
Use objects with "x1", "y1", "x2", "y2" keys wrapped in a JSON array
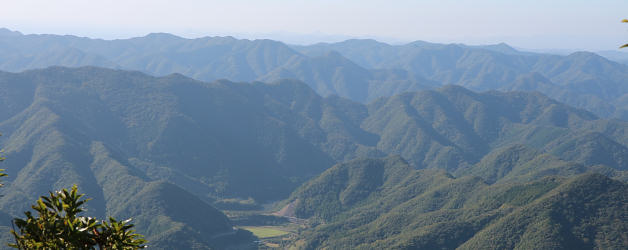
[{"x1": 9, "y1": 185, "x2": 147, "y2": 249}]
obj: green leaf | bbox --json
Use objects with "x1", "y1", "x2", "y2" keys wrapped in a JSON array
[{"x1": 10, "y1": 185, "x2": 147, "y2": 249}]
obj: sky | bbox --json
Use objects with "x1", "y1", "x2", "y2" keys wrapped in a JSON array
[{"x1": 1, "y1": 0, "x2": 627, "y2": 51}]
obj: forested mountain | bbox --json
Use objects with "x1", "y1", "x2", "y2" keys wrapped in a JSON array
[
  {"x1": 0, "y1": 28, "x2": 437, "y2": 104},
  {"x1": 3, "y1": 28, "x2": 628, "y2": 120},
  {"x1": 285, "y1": 156, "x2": 627, "y2": 249},
  {"x1": 294, "y1": 39, "x2": 628, "y2": 119},
  {"x1": 2, "y1": 67, "x2": 628, "y2": 202},
  {"x1": 363, "y1": 85, "x2": 628, "y2": 172},
  {"x1": 0, "y1": 68, "x2": 261, "y2": 249},
  {"x1": 0, "y1": 28, "x2": 301, "y2": 82},
  {"x1": 258, "y1": 51, "x2": 437, "y2": 102},
  {"x1": 0, "y1": 66, "x2": 627, "y2": 248}
]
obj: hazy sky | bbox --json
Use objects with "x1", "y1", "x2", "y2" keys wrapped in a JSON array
[{"x1": 1, "y1": 0, "x2": 627, "y2": 51}]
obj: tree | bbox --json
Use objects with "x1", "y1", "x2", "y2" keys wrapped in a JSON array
[
  {"x1": 1, "y1": 133, "x2": 145, "y2": 248},
  {"x1": 9, "y1": 185, "x2": 147, "y2": 249},
  {"x1": 622, "y1": 19, "x2": 628, "y2": 49}
]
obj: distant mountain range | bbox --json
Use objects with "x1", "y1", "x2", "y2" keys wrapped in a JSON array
[
  {"x1": 0, "y1": 29, "x2": 627, "y2": 248},
  {"x1": 2, "y1": 28, "x2": 628, "y2": 120}
]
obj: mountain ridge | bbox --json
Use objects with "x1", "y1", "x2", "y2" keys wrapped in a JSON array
[
  {"x1": 3, "y1": 28, "x2": 628, "y2": 122},
  {"x1": 286, "y1": 156, "x2": 627, "y2": 249},
  {"x1": 1, "y1": 66, "x2": 628, "y2": 248}
]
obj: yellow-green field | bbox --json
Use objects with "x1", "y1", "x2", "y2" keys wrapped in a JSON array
[{"x1": 241, "y1": 226, "x2": 290, "y2": 238}]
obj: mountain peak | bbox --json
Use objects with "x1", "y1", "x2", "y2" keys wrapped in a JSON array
[
  {"x1": 338, "y1": 38, "x2": 389, "y2": 47},
  {"x1": 484, "y1": 42, "x2": 520, "y2": 54},
  {"x1": 406, "y1": 40, "x2": 438, "y2": 47},
  {"x1": 0, "y1": 28, "x2": 23, "y2": 37},
  {"x1": 566, "y1": 51, "x2": 608, "y2": 61},
  {"x1": 143, "y1": 32, "x2": 183, "y2": 40}
]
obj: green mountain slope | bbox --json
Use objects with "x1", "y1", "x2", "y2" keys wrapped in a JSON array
[
  {"x1": 0, "y1": 99, "x2": 254, "y2": 248},
  {"x1": 2, "y1": 66, "x2": 628, "y2": 248},
  {"x1": 88, "y1": 142, "x2": 256, "y2": 249},
  {"x1": 456, "y1": 144, "x2": 627, "y2": 184},
  {"x1": 362, "y1": 85, "x2": 606, "y2": 170},
  {"x1": 2, "y1": 67, "x2": 628, "y2": 204},
  {"x1": 0, "y1": 67, "x2": 342, "y2": 202},
  {"x1": 544, "y1": 132, "x2": 628, "y2": 171},
  {"x1": 460, "y1": 174, "x2": 628, "y2": 250},
  {"x1": 286, "y1": 157, "x2": 628, "y2": 249},
  {"x1": 259, "y1": 51, "x2": 437, "y2": 103}
]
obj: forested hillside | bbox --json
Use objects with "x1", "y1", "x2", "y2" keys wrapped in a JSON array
[
  {"x1": 285, "y1": 156, "x2": 627, "y2": 249},
  {"x1": 0, "y1": 66, "x2": 627, "y2": 248},
  {"x1": 2, "y1": 67, "x2": 628, "y2": 202},
  {"x1": 1, "y1": 0, "x2": 626, "y2": 247},
  {"x1": 2, "y1": 29, "x2": 628, "y2": 120},
  {"x1": 295, "y1": 39, "x2": 628, "y2": 119}
]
